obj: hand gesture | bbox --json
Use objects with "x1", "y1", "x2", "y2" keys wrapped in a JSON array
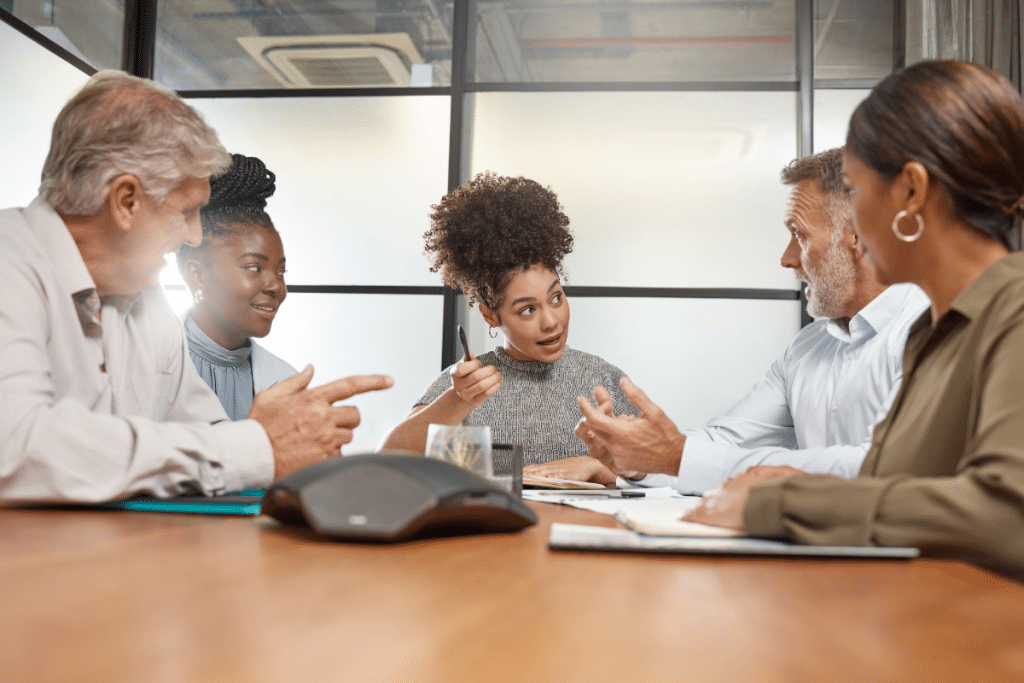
[
  {"x1": 248, "y1": 365, "x2": 394, "y2": 477},
  {"x1": 577, "y1": 377, "x2": 686, "y2": 476},
  {"x1": 450, "y1": 358, "x2": 501, "y2": 409}
]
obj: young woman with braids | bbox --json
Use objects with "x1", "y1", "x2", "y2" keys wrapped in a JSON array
[
  {"x1": 176, "y1": 153, "x2": 296, "y2": 420},
  {"x1": 378, "y1": 172, "x2": 638, "y2": 480}
]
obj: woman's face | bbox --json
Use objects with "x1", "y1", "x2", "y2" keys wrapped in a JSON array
[
  {"x1": 193, "y1": 224, "x2": 287, "y2": 350},
  {"x1": 484, "y1": 264, "x2": 570, "y2": 363},
  {"x1": 842, "y1": 150, "x2": 907, "y2": 286}
]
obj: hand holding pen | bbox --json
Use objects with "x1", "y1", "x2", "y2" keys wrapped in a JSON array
[{"x1": 450, "y1": 325, "x2": 502, "y2": 409}]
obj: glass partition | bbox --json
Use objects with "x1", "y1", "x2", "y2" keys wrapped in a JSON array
[
  {"x1": 171, "y1": 95, "x2": 451, "y2": 287},
  {"x1": 469, "y1": 90, "x2": 799, "y2": 290},
  {"x1": 155, "y1": 0, "x2": 454, "y2": 90},
  {"x1": 813, "y1": 88, "x2": 872, "y2": 153},
  {"x1": 3, "y1": 0, "x2": 122, "y2": 71},
  {"x1": 813, "y1": 0, "x2": 894, "y2": 81},
  {"x1": 472, "y1": 0, "x2": 797, "y2": 83}
]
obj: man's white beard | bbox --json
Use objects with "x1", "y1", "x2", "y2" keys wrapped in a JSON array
[{"x1": 801, "y1": 234, "x2": 858, "y2": 319}]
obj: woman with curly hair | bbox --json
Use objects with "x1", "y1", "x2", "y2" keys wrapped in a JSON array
[
  {"x1": 176, "y1": 153, "x2": 296, "y2": 420},
  {"x1": 379, "y1": 172, "x2": 638, "y2": 479}
]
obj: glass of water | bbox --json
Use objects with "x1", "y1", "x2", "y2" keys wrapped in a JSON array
[{"x1": 425, "y1": 424, "x2": 493, "y2": 478}]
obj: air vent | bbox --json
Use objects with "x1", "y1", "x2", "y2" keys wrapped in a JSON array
[{"x1": 238, "y1": 33, "x2": 424, "y2": 88}]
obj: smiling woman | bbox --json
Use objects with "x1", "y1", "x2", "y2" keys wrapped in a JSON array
[{"x1": 176, "y1": 153, "x2": 297, "y2": 420}]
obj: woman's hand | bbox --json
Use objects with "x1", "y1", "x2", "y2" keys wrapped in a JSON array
[
  {"x1": 523, "y1": 457, "x2": 618, "y2": 487},
  {"x1": 450, "y1": 358, "x2": 501, "y2": 409},
  {"x1": 682, "y1": 465, "x2": 807, "y2": 531}
]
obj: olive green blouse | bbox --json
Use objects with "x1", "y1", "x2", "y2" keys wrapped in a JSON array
[{"x1": 745, "y1": 252, "x2": 1024, "y2": 579}]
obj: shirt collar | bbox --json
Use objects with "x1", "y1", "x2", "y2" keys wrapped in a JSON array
[
  {"x1": 948, "y1": 252, "x2": 1024, "y2": 321},
  {"x1": 825, "y1": 283, "x2": 922, "y2": 344},
  {"x1": 24, "y1": 195, "x2": 96, "y2": 299}
]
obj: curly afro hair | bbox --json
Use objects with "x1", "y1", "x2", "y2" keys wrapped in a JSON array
[{"x1": 424, "y1": 172, "x2": 574, "y2": 309}]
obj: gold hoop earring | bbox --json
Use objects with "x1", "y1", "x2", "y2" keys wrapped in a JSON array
[
  {"x1": 194, "y1": 289, "x2": 204, "y2": 304},
  {"x1": 892, "y1": 210, "x2": 925, "y2": 242},
  {"x1": 488, "y1": 327, "x2": 498, "y2": 339}
]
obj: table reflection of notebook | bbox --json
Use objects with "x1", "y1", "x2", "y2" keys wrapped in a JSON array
[{"x1": 95, "y1": 489, "x2": 264, "y2": 515}]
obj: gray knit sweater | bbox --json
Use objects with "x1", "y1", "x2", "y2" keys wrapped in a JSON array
[{"x1": 415, "y1": 346, "x2": 639, "y2": 466}]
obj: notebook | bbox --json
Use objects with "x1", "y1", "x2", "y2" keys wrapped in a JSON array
[
  {"x1": 523, "y1": 475, "x2": 606, "y2": 490},
  {"x1": 549, "y1": 523, "x2": 920, "y2": 559},
  {"x1": 95, "y1": 489, "x2": 264, "y2": 515}
]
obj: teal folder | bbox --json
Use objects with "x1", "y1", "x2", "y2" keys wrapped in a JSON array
[{"x1": 98, "y1": 489, "x2": 264, "y2": 516}]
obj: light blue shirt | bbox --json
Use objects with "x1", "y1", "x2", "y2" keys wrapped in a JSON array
[{"x1": 631, "y1": 284, "x2": 930, "y2": 494}]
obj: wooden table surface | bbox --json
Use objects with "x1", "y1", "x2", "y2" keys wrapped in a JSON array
[{"x1": 2, "y1": 502, "x2": 1023, "y2": 683}]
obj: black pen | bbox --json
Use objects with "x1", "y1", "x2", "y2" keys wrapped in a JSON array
[{"x1": 458, "y1": 324, "x2": 473, "y2": 362}]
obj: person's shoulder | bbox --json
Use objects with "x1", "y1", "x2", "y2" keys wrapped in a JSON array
[{"x1": 562, "y1": 347, "x2": 626, "y2": 376}]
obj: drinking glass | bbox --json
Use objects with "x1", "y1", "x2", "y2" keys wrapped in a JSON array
[{"x1": 425, "y1": 425, "x2": 493, "y2": 478}]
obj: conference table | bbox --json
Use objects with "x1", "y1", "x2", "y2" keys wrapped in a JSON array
[{"x1": 2, "y1": 502, "x2": 1023, "y2": 683}]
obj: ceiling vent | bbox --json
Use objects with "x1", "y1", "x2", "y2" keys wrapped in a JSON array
[{"x1": 238, "y1": 33, "x2": 423, "y2": 88}]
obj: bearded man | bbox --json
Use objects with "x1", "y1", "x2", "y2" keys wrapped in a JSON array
[{"x1": 525, "y1": 148, "x2": 929, "y2": 493}]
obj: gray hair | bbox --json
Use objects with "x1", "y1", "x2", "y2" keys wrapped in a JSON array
[
  {"x1": 39, "y1": 70, "x2": 232, "y2": 216},
  {"x1": 780, "y1": 147, "x2": 852, "y2": 235}
]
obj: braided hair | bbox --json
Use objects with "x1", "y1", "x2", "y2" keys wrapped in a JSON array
[
  {"x1": 177, "y1": 153, "x2": 277, "y2": 270},
  {"x1": 424, "y1": 172, "x2": 574, "y2": 310}
]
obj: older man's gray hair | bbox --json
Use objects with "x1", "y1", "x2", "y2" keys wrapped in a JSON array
[
  {"x1": 39, "y1": 70, "x2": 231, "y2": 216},
  {"x1": 779, "y1": 147, "x2": 852, "y2": 235}
]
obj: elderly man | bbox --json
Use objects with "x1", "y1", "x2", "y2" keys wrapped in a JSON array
[
  {"x1": 528, "y1": 148, "x2": 928, "y2": 493},
  {"x1": 0, "y1": 71, "x2": 392, "y2": 503}
]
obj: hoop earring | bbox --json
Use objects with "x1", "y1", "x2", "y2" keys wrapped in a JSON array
[
  {"x1": 194, "y1": 289, "x2": 204, "y2": 304},
  {"x1": 892, "y1": 210, "x2": 925, "y2": 242},
  {"x1": 488, "y1": 327, "x2": 498, "y2": 339}
]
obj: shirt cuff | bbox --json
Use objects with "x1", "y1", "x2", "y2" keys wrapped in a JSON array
[
  {"x1": 675, "y1": 434, "x2": 732, "y2": 494},
  {"x1": 212, "y1": 419, "x2": 275, "y2": 492}
]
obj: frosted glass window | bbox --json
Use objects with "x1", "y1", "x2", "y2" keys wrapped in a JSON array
[
  {"x1": 813, "y1": 0, "x2": 893, "y2": 80},
  {"x1": 462, "y1": 295, "x2": 801, "y2": 431},
  {"x1": 182, "y1": 96, "x2": 450, "y2": 287},
  {"x1": 813, "y1": 89, "x2": 872, "y2": 153},
  {"x1": 244, "y1": 292, "x2": 443, "y2": 455},
  {"x1": 469, "y1": 91, "x2": 799, "y2": 290},
  {"x1": 0, "y1": 20, "x2": 90, "y2": 210}
]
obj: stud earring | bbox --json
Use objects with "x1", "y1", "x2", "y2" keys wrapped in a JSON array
[{"x1": 195, "y1": 289, "x2": 204, "y2": 304}]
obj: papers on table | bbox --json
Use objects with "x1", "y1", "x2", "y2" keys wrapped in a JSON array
[
  {"x1": 548, "y1": 523, "x2": 921, "y2": 559},
  {"x1": 523, "y1": 486, "x2": 700, "y2": 516}
]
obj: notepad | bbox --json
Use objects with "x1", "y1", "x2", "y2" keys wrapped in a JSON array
[
  {"x1": 95, "y1": 490, "x2": 264, "y2": 516},
  {"x1": 614, "y1": 509, "x2": 744, "y2": 537},
  {"x1": 549, "y1": 523, "x2": 920, "y2": 559}
]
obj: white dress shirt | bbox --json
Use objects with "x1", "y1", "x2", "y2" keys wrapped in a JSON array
[
  {"x1": 630, "y1": 284, "x2": 929, "y2": 494},
  {"x1": 0, "y1": 197, "x2": 275, "y2": 503}
]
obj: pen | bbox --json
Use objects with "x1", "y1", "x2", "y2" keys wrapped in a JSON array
[
  {"x1": 534, "y1": 490, "x2": 645, "y2": 498},
  {"x1": 458, "y1": 325, "x2": 473, "y2": 362}
]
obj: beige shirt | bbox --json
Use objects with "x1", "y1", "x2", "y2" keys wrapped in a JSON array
[
  {"x1": 746, "y1": 252, "x2": 1024, "y2": 579},
  {"x1": 0, "y1": 197, "x2": 274, "y2": 503}
]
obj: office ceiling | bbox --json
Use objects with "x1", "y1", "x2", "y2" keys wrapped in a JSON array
[{"x1": 8, "y1": 0, "x2": 893, "y2": 89}]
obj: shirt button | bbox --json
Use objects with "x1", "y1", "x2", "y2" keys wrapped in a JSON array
[{"x1": 832, "y1": 404, "x2": 837, "y2": 412}]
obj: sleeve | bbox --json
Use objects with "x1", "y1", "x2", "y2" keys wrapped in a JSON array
[
  {"x1": 0, "y1": 259, "x2": 274, "y2": 504},
  {"x1": 672, "y1": 345, "x2": 875, "y2": 495},
  {"x1": 744, "y1": 316, "x2": 1024, "y2": 578},
  {"x1": 414, "y1": 367, "x2": 454, "y2": 409}
]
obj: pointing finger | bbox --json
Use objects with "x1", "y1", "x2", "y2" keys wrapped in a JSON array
[{"x1": 311, "y1": 374, "x2": 394, "y2": 403}]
